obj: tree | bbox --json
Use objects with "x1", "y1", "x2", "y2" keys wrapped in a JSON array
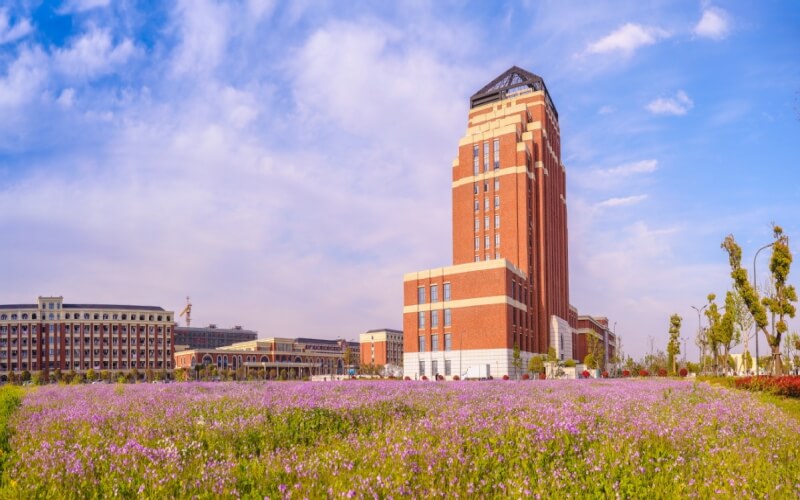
[
  {"x1": 584, "y1": 353, "x2": 596, "y2": 370},
  {"x1": 704, "y1": 294, "x2": 723, "y2": 374},
  {"x1": 742, "y1": 350, "x2": 753, "y2": 374},
  {"x1": 512, "y1": 343, "x2": 522, "y2": 380},
  {"x1": 586, "y1": 334, "x2": 604, "y2": 372},
  {"x1": 85, "y1": 369, "x2": 97, "y2": 382},
  {"x1": 528, "y1": 356, "x2": 544, "y2": 375},
  {"x1": 343, "y1": 346, "x2": 353, "y2": 373},
  {"x1": 722, "y1": 226, "x2": 797, "y2": 374},
  {"x1": 667, "y1": 313, "x2": 682, "y2": 374}
]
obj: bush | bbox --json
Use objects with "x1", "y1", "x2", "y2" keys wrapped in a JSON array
[
  {"x1": 564, "y1": 359, "x2": 576, "y2": 368},
  {"x1": 403, "y1": 376, "x2": 411, "y2": 381},
  {"x1": 538, "y1": 373, "x2": 546, "y2": 380},
  {"x1": 582, "y1": 370, "x2": 591, "y2": 379},
  {"x1": 639, "y1": 370, "x2": 649, "y2": 377},
  {"x1": 421, "y1": 376, "x2": 428, "y2": 381},
  {"x1": 601, "y1": 371, "x2": 609, "y2": 378},
  {"x1": 502, "y1": 375, "x2": 510, "y2": 380},
  {"x1": 622, "y1": 370, "x2": 631, "y2": 378},
  {"x1": 679, "y1": 368, "x2": 688, "y2": 377},
  {"x1": 521, "y1": 373, "x2": 530, "y2": 380},
  {"x1": 452, "y1": 375, "x2": 460, "y2": 381},
  {"x1": 658, "y1": 369, "x2": 668, "y2": 377},
  {"x1": 734, "y1": 376, "x2": 800, "y2": 398}
]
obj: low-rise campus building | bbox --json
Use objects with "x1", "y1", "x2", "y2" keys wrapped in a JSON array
[
  {"x1": 359, "y1": 329, "x2": 403, "y2": 369},
  {"x1": 173, "y1": 324, "x2": 257, "y2": 350},
  {"x1": 0, "y1": 296, "x2": 174, "y2": 380},
  {"x1": 173, "y1": 337, "x2": 360, "y2": 379}
]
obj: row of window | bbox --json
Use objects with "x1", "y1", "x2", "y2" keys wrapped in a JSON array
[
  {"x1": 0, "y1": 325, "x2": 171, "y2": 335},
  {"x1": 417, "y1": 309, "x2": 452, "y2": 329},
  {"x1": 474, "y1": 234, "x2": 501, "y2": 250},
  {"x1": 419, "y1": 359, "x2": 452, "y2": 377},
  {"x1": 472, "y1": 139, "x2": 501, "y2": 175},
  {"x1": 418, "y1": 333, "x2": 454, "y2": 353},
  {"x1": 474, "y1": 196, "x2": 501, "y2": 212},
  {"x1": 475, "y1": 215, "x2": 501, "y2": 231},
  {"x1": 0, "y1": 312, "x2": 171, "y2": 322},
  {"x1": 475, "y1": 253, "x2": 501, "y2": 262},
  {"x1": 473, "y1": 178, "x2": 500, "y2": 194},
  {"x1": 0, "y1": 361, "x2": 173, "y2": 371},
  {"x1": 417, "y1": 283, "x2": 452, "y2": 304}
]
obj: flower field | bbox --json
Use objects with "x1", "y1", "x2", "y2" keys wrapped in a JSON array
[{"x1": 4, "y1": 380, "x2": 800, "y2": 498}]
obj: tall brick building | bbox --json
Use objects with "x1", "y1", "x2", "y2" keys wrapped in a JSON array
[{"x1": 403, "y1": 67, "x2": 574, "y2": 379}]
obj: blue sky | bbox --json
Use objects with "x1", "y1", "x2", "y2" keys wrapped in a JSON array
[{"x1": 0, "y1": 0, "x2": 798, "y2": 360}]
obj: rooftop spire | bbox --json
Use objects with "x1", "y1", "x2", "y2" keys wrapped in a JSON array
[{"x1": 469, "y1": 65, "x2": 557, "y2": 118}]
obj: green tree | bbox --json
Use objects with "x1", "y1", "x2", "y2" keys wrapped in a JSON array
[
  {"x1": 528, "y1": 356, "x2": 544, "y2": 375},
  {"x1": 512, "y1": 343, "x2": 522, "y2": 380},
  {"x1": 343, "y1": 346, "x2": 353, "y2": 373},
  {"x1": 704, "y1": 294, "x2": 723, "y2": 374},
  {"x1": 584, "y1": 353, "x2": 596, "y2": 370},
  {"x1": 722, "y1": 226, "x2": 797, "y2": 374},
  {"x1": 586, "y1": 334, "x2": 604, "y2": 372},
  {"x1": 667, "y1": 313, "x2": 682, "y2": 374},
  {"x1": 742, "y1": 350, "x2": 753, "y2": 374}
]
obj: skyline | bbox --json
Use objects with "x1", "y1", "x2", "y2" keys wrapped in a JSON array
[{"x1": 1, "y1": 1, "x2": 798, "y2": 360}]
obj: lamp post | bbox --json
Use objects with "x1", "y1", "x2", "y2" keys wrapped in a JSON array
[
  {"x1": 753, "y1": 241, "x2": 775, "y2": 376},
  {"x1": 681, "y1": 337, "x2": 688, "y2": 363},
  {"x1": 691, "y1": 304, "x2": 707, "y2": 373}
]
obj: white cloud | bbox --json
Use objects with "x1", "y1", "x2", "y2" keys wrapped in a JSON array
[
  {"x1": 56, "y1": 87, "x2": 75, "y2": 108},
  {"x1": 595, "y1": 194, "x2": 648, "y2": 208},
  {"x1": 597, "y1": 105, "x2": 615, "y2": 115},
  {"x1": 585, "y1": 23, "x2": 669, "y2": 56},
  {"x1": 0, "y1": 9, "x2": 32, "y2": 45},
  {"x1": 170, "y1": 0, "x2": 230, "y2": 76},
  {"x1": 599, "y1": 159, "x2": 658, "y2": 177},
  {"x1": 0, "y1": 47, "x2": 48, "y2": 107},
  {"x1": 693, "y1": 6, "x2": 730, "y2": 40},
  {"x1": 646, "y1": 90, "x2": 693, "y2": 116},
  {"x1": 58, "y1": 0, "x2": 110, "y2": 14},
  {"x1": 54, "y1": 29, "x2": 137, "y2": 80}
]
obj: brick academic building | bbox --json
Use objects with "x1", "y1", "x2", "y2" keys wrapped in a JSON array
[{"x1": 403, "y1": 67, "x2": 616, "y2": 379}]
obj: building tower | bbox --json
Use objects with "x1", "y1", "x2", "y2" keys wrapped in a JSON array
[{"x1": 403, "y1": 66, "x2": 572, "y2": 379}]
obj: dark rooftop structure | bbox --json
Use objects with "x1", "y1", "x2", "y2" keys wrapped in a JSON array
[
  {"x1": 469, "y1": 65, "x2": 558, "y2": 118},
  {"x1": 0, "y1": 303, "x2": 164, "y2": 311}
]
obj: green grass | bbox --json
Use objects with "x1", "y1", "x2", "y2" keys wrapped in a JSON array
[{"x1": 0, "y1": 386, "x2": 24, "y2": 483}]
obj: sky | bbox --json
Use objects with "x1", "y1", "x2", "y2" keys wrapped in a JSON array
[{"x1": 0, "y1": 0, "x2": 798, "y2": 361}]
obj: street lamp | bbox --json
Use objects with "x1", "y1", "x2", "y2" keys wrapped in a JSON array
[
  {"x1": 681, "y1": 337, "x2": 688, "y2": 363},
  {"x1": 753, "y1": 241, "x2": 775, "y2": 376},
  {"x1": 691, "y1": 304, "x2": 707, "y2": 372}
]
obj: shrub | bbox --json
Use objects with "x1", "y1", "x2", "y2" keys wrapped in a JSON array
[
  {"x1": 421, "y1": 376, "x2": 428, "y2": 381},
  {"x1": 601, "y1": 371, "x2": 609, "y2": 378},
  {"x1": 622, "y1": 370, "x2": 631, "y2": 378},
  {"x1": 452, "y1": 375, "x2": 460, "y2": 381},
  {"x1": 521, "y1": 373, "x2": 530, "y2": 380},
  {"x1": 679, "y1": 368, "x2": 688, "y2": 377},
  {"x1": 658, "y1": 369, "x2": 668, "y2": 377},
  {"x1": 502, "y1": 375, "x2": 510, "y2": 380},
  {"x1": 639, "y1": 370, "x2": 649, "y2": 377},
  {"x1": 582, "y1": 370, "x2": 591, "y2": 379},
  {"x1": 564, "y1": 359, "x2": 577, "y2": 368},
  {"x1": 539, "y1": 373, "x2": 546, "y2": 380}
]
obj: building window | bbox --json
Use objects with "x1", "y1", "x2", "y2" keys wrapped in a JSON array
[
  {"x1": 474, "y1": 237, "x2": 479, "y2": 251},
  {"x1": 473, "y1": 145, "x2": 479, "y2": 175},
  {"x1": 485, "y1": 235, "x2": 490, "y2": 249},
  {"x1": 474, "y1": 200, "x2": 479, "y2": 212},
  {"x1": 475, "y1": 255, "x2": 480, "y2": 262},
  {"x1": 418, "y1": 312, "x2": 425, "y2": 329},
  {"x1": 483, "y1": 142, "x2": 489, "y2": 172},
  {"x1": 474, "y1": 219, "x2": 479, "y2": 231},
  {"x1": 431, "y1": 284, "x2": 438, "y2": 303},
  {"x1": 495, "y1": 195, "x2": 500, "y2": 208},
  {"x1": 432, "y1": 359, "x2": 439, "y2": 376},
  {"x1": 444, "y1": 283, "x2": 451, "y2": 302},
  {"x1": 495, "y1": 178, "x2": 500, "y2": 190},
  {"x1": 473, "y1": 183, "x2": 478, "y2": 194},
  {"x1": 418, "y1": 336, "x2": 426, "y2": 353},
  {"x1": 419, "y1": 360, "x2": 425, "y2": 376},
  {"x1": 431, "y1": 310, "x2": 439, "y2": 328},
  {"x1": 493, "y1": 138, "x2": 500, "y2": 169},
  {"x1": 444, "y1": 308, "x2": 452, "y2": 327},
  {"x1": 484, "y1": 198, "x2": 489, "y2": 210},
  {"x1": 484, "y1": 181, "x2": 489, "y2": 192},
  {"x1": 418, "y1": 287, "x2": 426, "y2": 304},
  {"x1": 445, "y1": 333, "x2": 452, "y2": 351},
  {"x1": 495, "y1": 233, "x2": 500, "y2": 247},
  {"x1": 484, "y1": 216, "x2": 489, "y2": 229},
  {"x1": 432, "y1": 334, "x2": 439, "y2": 352},
  {"x1": 495, "y1": 214, "x2": 500, "y2": 228}
]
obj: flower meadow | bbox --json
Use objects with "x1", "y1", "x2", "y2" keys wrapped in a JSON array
[{"x1": 4, "y1": 380, "x2": 800, "y2": 498}]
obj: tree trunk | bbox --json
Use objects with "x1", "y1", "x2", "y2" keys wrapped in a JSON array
[{"x1": 771, "y1": 345, "x2": 784, "y2": 375}]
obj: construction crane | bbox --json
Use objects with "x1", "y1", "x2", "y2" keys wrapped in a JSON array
[{"x1": 179, "y1": 296, "x2": 192, "y2": 327}]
